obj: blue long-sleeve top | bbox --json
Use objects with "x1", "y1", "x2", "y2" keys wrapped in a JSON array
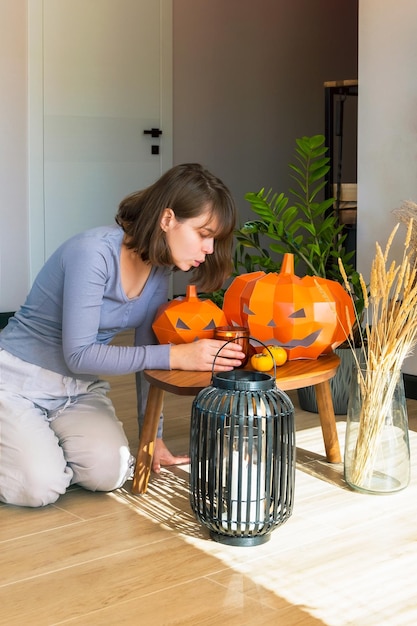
[{"x1": 0, "y1": 225, "x2": 171, "y2": 381}]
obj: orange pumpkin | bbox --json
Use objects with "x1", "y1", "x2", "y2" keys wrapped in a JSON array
[
  {"x1": 223, "y1": 254, "x2": 354, "y2": 360},
  {"x1": 152, "y1": 284, "x2": 227, "y2": 344}
]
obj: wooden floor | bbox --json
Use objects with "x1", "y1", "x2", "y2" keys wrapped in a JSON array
[{"x1": 1, "y1": 335, "x2": 417, "y2": 625}]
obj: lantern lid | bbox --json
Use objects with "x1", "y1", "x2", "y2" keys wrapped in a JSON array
[{"x1": 212, "y1": 370, "x2": 275, "y2": 392}]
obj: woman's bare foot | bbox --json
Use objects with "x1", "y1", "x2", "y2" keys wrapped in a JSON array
[{"x1": 152, "y1": 438, "x2": 190, "y2": 474}]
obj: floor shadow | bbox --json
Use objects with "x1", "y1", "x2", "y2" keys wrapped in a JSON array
[
  {"x1": 295, "y1": 446, "x2": 351, "y2": 490},
  {"x1": 114, "y1": 469, "x2": 329, "y2": 626}
]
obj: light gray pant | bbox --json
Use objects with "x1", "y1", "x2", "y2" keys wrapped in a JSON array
[{"x1": 0, "y1": 349, "x2": 134, "y2": 507}]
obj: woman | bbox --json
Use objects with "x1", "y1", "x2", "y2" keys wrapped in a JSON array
[{"x1": 0, "y1": 163, "x2": 244, "y2": 507}]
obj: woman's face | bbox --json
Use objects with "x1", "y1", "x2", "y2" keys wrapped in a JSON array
[{"x1": 161, "y1": 206, "x2": 218, "y2": 271}]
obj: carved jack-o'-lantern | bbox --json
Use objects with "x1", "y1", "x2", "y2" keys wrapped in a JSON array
[
  {"x1": 152, "y1": 284, "x2": 228, "y2": 344},
  {"x1": 223, "y1": 254, "x2": 354, "y2": 360}
]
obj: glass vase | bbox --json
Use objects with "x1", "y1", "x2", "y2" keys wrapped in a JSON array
[{"x1": 344, "y1": 367, "x2": 410, "y2": 494}]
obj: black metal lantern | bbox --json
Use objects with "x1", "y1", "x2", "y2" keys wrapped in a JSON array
[{"x1": 189, "y1": 368, "x2": 295, "y2": 546}]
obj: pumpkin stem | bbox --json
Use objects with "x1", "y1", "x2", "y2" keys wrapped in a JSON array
[
  {"x1": 186, "y1": 284, "x2": 199, "y2": 300},
  {"x1": 280, "y1": 253, "x2": 295, "y2": 275}
]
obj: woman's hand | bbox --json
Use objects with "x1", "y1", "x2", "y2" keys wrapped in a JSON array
[{"x1": 169, "y1": 339, "x2": 245, "y2": 371}]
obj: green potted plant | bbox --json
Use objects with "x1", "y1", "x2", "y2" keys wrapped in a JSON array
[{"x1": 233, "y1": 134, "x2": 364, "y2": 414}]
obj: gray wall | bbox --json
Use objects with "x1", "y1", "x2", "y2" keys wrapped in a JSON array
[
  {"x1": 172, "y1": 0, "x2": 358, "y2": 294},
  {"x1": 173, "y1": 0, "x2": 358, "y2": 212},
  {"x1": 358, "y1": 0, "x2": 417, "y2": 376}
]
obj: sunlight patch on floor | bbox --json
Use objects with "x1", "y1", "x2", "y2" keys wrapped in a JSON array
[{"x1": 109, "y1": 425, "x2": 417, "y2": 626}]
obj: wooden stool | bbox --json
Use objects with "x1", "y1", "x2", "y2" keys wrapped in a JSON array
[{"x1": 132, "y1": 353, "x2": 341, "y2": 494}]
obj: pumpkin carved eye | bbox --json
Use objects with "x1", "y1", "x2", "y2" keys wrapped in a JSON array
[
  {"x1": 203, "y1": 319, "x2": 217, "y2": 331},
  {"x1": 175, "y1": 318, "x2": 217, "y2": 331},
  {"x1": 176, "y1": 319, "x2": 190, "y2": 330}
]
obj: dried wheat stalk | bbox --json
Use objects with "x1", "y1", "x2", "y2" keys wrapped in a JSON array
[
  {"x1": 338, "y1": 219, "x2": 417, "y2": 488},
  {"x1": 392, "y1": 201, "x2": 417, "y2": 266}
]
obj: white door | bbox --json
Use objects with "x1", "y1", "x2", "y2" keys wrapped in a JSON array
[{"x1": 28, "y1": 0, "x2": 172, "y2": 279}]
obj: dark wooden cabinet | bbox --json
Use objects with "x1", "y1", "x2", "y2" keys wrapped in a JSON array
[{"x1": 324, "y1": 79, "x2": 358, "y2": 266}]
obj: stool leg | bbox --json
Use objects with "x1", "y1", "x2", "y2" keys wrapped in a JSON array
[
  {"x1": 314, "y1": 380, "x2": 342, "y2": 463},
  {"x1": 131, "y1": 385, "x2": 165, "y2": 494}
]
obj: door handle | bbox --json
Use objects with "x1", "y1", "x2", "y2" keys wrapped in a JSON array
[{"x1": 143, "y1": 128, "x2": 162, "y2": 138}]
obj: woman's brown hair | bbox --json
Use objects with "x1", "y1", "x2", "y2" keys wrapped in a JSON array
[{"x1": 115, "y1": 163, "x2": 237, "y2": 292}]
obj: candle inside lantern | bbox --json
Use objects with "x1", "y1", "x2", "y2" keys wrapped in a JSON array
[
  {"x1": 221, "y1": 426, "x2": 266, "y2": 532},
  {"x1": 214, "y1": 325, "x2": 250, "y2": 366}
]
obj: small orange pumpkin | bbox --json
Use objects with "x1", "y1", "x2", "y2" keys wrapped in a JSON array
[
  {"x1": 152, "y1": 284, "x2": 227, "y2": 344},
  {"x1": 223, "y1": 254, "x2": 354, "y2": 360}
]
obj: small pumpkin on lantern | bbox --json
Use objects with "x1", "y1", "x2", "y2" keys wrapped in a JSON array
[
  {"x1": 223, "y1": 254, "x2": 354, "y2": 360},
  {"x1": 152, "y1": 284, "x2": 228, "y2": 344}
]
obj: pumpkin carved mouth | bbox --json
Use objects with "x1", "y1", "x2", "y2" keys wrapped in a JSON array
[{"x1": 278, "y1": 329, "x2": 322, "y2": 349}]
